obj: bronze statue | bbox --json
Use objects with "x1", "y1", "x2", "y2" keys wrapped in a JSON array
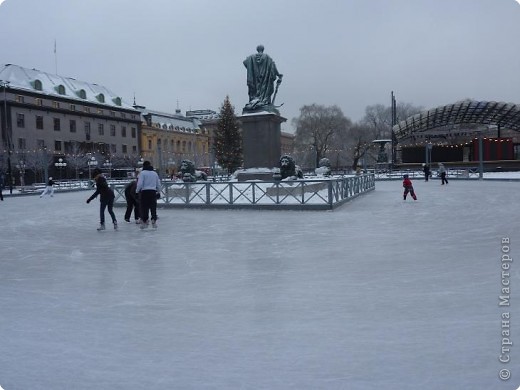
[{"x1": 243, "y1": 45, "x2": 283, "y2": 112}]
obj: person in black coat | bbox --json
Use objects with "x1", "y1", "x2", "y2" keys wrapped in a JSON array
[
  {"x1": 124, "y1": 178, "x2": 140, "y2": 223},
  {"x1": 86, "y1": 168, "x2": 117, "y2": 230},
  {"x1": 423, "y1": 163, "x2": 431, "y2": 182}
]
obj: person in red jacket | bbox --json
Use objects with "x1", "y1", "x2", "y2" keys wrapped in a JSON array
[{"x1": 402, "y1": 174, "x2": 417, "y2": 201}]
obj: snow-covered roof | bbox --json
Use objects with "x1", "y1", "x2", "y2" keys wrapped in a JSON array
[
  {"x1": 0, "y1": 63, "x2": 137, "y2": 111},
  {"x1": 142, "y1": 108, "x2": 201, "y2": 132}
]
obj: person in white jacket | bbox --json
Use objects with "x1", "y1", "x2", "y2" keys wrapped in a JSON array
[{"x1": 136, "y1": 161, "x2": 161, "y2": 228}]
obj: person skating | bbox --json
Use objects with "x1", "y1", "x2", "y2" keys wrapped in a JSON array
[
  {"x1": 422, "y1": 163, "x2": 431, "y2": 182},
  {"x1": 438, "y1": 163, "x2": 449, "y2": 185},
  {"x1": 136, "y1": 161, "x2": 161, "y2": 229},
  {"x1": 86, "y1": 168, "x2": 118, "y2": 231},
  {"x1": 40, "y1": 177, "x2": 55, "y2": 197},
  {"x1": 124, "y1": 175, "x2": 140, "y2": 224},
  {"x1": 402, "y1": 174, "x2": 417, "y2": 201}
]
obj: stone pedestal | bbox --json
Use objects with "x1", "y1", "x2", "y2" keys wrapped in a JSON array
[{"x1": 240, "y1": 111, "x2": 286, "y2": 169}]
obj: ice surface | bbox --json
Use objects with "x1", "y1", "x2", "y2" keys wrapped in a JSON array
[{"x1": 0, "y1": 179, "x2": 518, "y2": 389}]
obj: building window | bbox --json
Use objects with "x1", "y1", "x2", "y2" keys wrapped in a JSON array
[
  {"x1": 37, "y1": 139, "x2": 45, "y2": 149},
  {"x1": 110, "y1": 124, "x2": 116, "y2": 136},
  {"x1": 98, "y1": 123, "x2": 104, "y2": 136},
  {"x1": 97, "y1": 93, "x2": 105, "y2": 103},
  {"x1": 35, "y1": 98, "x2": 43, "y2": 106},
  {"x1": 176, "y1": 140, "x2": 180, "y2": 151},
  {"x1": 70, "y1": 104, "x2": 76, "y2": 111},
  {"x1": 16, "y1": 113, "x2": 25, "y2": 128},
  {"x1": 122, "y1": 144, "x2": 127, "y2": 154},
  {"x1": 110, "y1": 111, "x2": 116, "y2": 117},
  {"x1": 57, "y1": 85, "x2": 66, "y2": 95},
  {"x1": 97, "y1": 108, "x2": 103, "y2": 115},
  {"x1": 53, "y1": 118, "x2": 61, "y2": 131},
  {"x1": 70, "y1": 120, "x2": 76, "y2": 133},
  {"x1": 52, "y1": 101, "x2": 59, "y2": 109},
  {"x1": 78, "y1": 89, "x2": 86, "y2": 99},
  {"x1": 34, "y1": 79, "x2": 43, "y2": 91},
  {"x1": 148, "y1": 139, "x2": 152, "y2": 150},
  {"x1": 18, "y1": 138, "x2": 26, "y2": 149},
  {"x1": 113, "y1": 97, "x2": 122, "y2": 106},
  {"x1": 84, "y1": 106, "x2": 90, "y2": 113},
  {"x1": 182, "y1": 141, "x2": 186, "y2": 152},
  {"x1": 132, "y1": 145, "x2": 137, "y2": 153},
  {"x1": 36, "y1": 115, "x2": 44, "y2": 130},
  {"x1": 131, "y1": 127, "x2": 136, "y2": 138},
  {"x1": 16, "y1": 95, "x2": 24, "y2": 103},
  {"x1": 111, "y1": 144, "x2": 116, "y2": 153},
  {"x1": 55, "y1": 140, "x2": 62, "y2": 151},
  {"x1": 121, "y1": 126, "x2": 127, "y2": 137},
  {"x1": 121, "y1": 112, "x2": 126, "y2": 119},
  {"x1": 84, "y1": 122, "x2": 91, "y2": 141}
]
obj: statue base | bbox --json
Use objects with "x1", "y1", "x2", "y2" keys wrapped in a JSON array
[{"x1": 239, "y1": 111, "x2": 286, "y2": 169}]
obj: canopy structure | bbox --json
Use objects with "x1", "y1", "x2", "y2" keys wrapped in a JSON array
[{"x1": 393, "y1": 100, "x2": 520, "y2": 142}]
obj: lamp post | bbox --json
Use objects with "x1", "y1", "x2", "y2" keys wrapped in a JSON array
[
  {"x1": 87, "y1": 156, "x2": 98, "y2": 181},
  {"x1": 54, "y1": 158, "x2": 67, "y2": 181},
  {"x1": 137, "y1": 157, "x2": 144, "y2": 169},
  {"x1": 167, "y1": 158, "x2": 176, "y2": 179},
  {"x1": 0, "y1": 80, "x2": 13, "y2": 194},
  {"x1": 16, "y1": 160, "x2": 26, "y2": 190},
  {"x1": 103, "y1": 159, "x2": 113, "y2": 178}
]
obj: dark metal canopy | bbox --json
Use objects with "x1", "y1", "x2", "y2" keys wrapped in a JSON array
[{"x1": 393, "y1": 100, "x2": 520, "y2": 141}]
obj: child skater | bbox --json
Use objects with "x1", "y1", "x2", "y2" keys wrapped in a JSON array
[
  {"x1": 402, "y1": 174, "x2": 417, "y2": 201},
  {"x1": 86, "y1": 168, "x2": 118, "y2": 231}
]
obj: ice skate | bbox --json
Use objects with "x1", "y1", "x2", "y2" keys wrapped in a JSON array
[
  {"x1": 97, "y1": 223, "x2": 106, "y2": 231},
  {"x1": 151, "y1": 219, "x2": 157, "y2": 229},
  {"x1": 140, "y1": 220, "x2": 148, "y2": 230},
  {"x1": 113, "y1": 221, "x2": 118, "y2": 230}
]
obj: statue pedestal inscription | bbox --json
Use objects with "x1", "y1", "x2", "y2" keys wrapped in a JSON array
[{"x1": 240, "y1": 111, "x2": 285, "y2": 169}]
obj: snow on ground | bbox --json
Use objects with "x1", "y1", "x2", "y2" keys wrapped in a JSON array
[{"x1": 0, "y1": 179, "x2": 518, "y2": 390}]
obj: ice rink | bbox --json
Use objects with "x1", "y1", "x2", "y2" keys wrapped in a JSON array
[{"x1": 0, "y1": 179, "x2": 518, "y2": 390}]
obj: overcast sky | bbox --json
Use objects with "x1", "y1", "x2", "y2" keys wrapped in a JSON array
[{"x1": 1, "y1": 0, "x2": 519, "y2": 132}]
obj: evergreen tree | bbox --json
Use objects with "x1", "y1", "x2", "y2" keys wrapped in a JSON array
[{"x1": 213, "y1": 96, "x2": 243, "y2": 174}]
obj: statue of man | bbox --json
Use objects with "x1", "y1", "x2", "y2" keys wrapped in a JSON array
[{"x1": 243, "y1": 45, "x2": 283, "y2": 110}]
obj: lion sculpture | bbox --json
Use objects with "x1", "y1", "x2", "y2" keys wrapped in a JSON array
[
  {"x1": 178, "y1": 159, "x2": 207, "y2": 182},
  {"x1": 279, "y1": 155, "x2": 303, "y2": 180}
]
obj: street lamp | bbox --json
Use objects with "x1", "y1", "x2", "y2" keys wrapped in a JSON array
[
  {"x1": 0, "y1": 80, "x2": 13, "y2": 194},
  {"x1": 167, "y1": 158, "x2": 176, "y2": 179},
  {"x1": 54, "y1": 158, "x2": 67, "y2": 181},
  {"x1": 103, "y1": 159, "x2": 113, "y2": 178},
  {"x1": 87, "y1": 156, "x2": 98, "y2": 181},
  {"x1": 16, "y1": 160, "x2": 26, "y2": 190},
  {"x1": 137, "y1": 157, "x2": 144, "y2": 169}
]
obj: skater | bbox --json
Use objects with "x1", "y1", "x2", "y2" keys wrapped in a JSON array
[
  {"x1": 124, "y1": 174, "x2": 140, "y2": 223},
  {"x1": 40, "y1": 177, "x2": 55, "y2": 198},
  {"x1": 0, "y1": 173, "x2": 4, "y2": 201},
  {"x1": 423, "y1": 163, "x2": 431, "y2": 182},
  {"x1": 136, "y1": 161, "x2": 161, "y2": 229},
  {"x1": 86, "y1": 168, "x2": 118, "y2": 231},
  {"x1": 402, "y1": 174, "x2": 417, "y2": 200},
  {"x1": 438, "y1": 163, "x2": 448, "y2": 185}
]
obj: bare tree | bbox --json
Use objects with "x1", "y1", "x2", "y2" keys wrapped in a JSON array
[
  {"x1": 66, "y1": 142, "x2": 85, "y2": 179},
  {"x1": 293, "y1": 104, "x2": 351, "y2": 168},
  {"x1": 25, "y1": 148, "x2": 54, "y2": 182}
]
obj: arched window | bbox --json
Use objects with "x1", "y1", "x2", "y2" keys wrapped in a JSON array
[
  {"x1": 56, "y1": 84, "x2": 66, "y2": 95},
  {"x1": 34, "y1": 79, "x2": 43, "y2": 91},
  {"x1": 78, "y1": 89, "x2": 87, "y2": 99},
  {"x1": 112, "y1": 97, "x2": 122, "y2": 106},
  {"x1": 96, "y1": 93, "x2": 105, "y2": 103}
]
